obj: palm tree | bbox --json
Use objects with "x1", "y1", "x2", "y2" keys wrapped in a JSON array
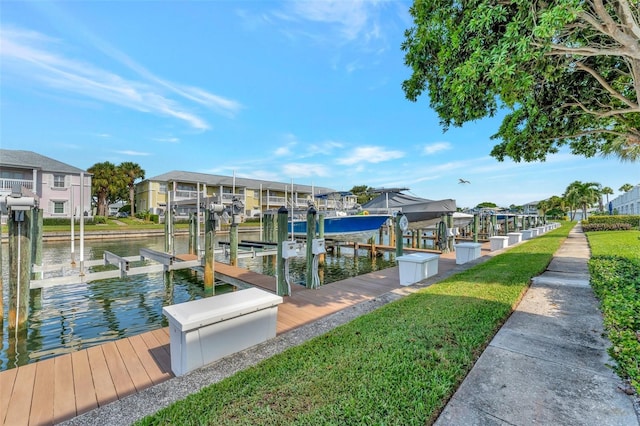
[
  {"x1": 601, "y1": 186, "x2": 614, "y2": 213},
  {"x1": 564, "y1": 181, "x2": 601, "y2": 221},
  {"x1": 88, "y1": 162, "x2": 127, "y2": 216},
  {"x1": 536, "y1": 199, "x2": 550, "y2": 221},
  {"x1": 119, "y1": 162, "x2": 145, "y2": 217},
  {"x1": 619, "y1": 183, "x2": 634, "y2": 193}
]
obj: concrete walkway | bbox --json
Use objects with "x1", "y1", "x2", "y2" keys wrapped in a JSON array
[{"x1": 436, "y1": 224, "x2": 639, "y2": 425}]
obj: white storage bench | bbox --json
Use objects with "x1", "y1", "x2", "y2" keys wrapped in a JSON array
[
  {"x1": 507, "y1": 232, "x2": 522, "y2": 245},
  {"x1": 489, "y1": 236, "x2": 509, "y2": 252},
  {"x1": 454, "y1": 242, "x2": 482, "y2": 264},
  {"x1": 163, "y1": 287, "x2": 283, "y2": 376},
  {"x1": 396, "y1": 253, "x2": 440, "y2": 285}
]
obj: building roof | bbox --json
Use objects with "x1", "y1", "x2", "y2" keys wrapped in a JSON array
[
  {"x1": 0, "y1": 149, "x2": 87, "y2": 174},
  {"x1": 145, "y1": 170, "x2": 335, "y2": 194}
]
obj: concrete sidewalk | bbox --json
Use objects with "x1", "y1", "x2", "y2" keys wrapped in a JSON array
[{"x1": 436, "y1": 225, "x2": 639, "y2": 425}]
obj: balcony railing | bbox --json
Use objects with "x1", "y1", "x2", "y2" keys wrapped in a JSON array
[
  {"x1": 173, "y1": 190, "x2": 207, "y2": 200},
  {"x1": 0, "y1": 178, "x2": 34, "y2": 191}
]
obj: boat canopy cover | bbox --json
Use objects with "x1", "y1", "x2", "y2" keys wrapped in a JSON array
[
  {"x1": 362, "y1": 191, "x2": 456, "y2": 228},
  {"x1": 362, "y1": 191, "x2": 456, "y2": 214}
]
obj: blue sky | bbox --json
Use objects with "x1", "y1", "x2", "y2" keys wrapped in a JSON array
[{"x1": 1, "y1": 1, "x2": 638, "y2": 209}]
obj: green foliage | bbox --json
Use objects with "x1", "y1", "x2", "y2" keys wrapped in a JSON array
[
  {"x1": 349, "y1": 185, "x2": 376, "y2": 205},
  {"x1": 402, "y1": 0, "x2": 640, "y2": 163},
  {"x1": 476, "y1": 201, "x2": 497, "y2": 208},
  {"x1": 137, "y1": 223, "x2": 574, "y2": 425},
  {"x1": 93, "y1": 215, "x2": 107, "y2": 224},
  {"x1": 587, "y1": 230, "x2": 640, "y2": 393},
  {"x1": 585, "y1": 215, "x2": 640, "y2": 229},
  {"x1": 582, "y1": 222, "x2": 633, "y2": 232}
]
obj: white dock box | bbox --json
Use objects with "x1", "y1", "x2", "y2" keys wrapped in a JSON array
[
  {"x1": 163, "y1": 288, "x2": 283, "y2": 376},
  {"x1": 489, "y1": 236, "x2": 509, "y2": 252},
  {"x1": 454, "y1": 242, "x2": 482, "y2": 265},
  {"x1": 521, "y1": 229, "x2": 533, "y2": 240},
  {"x1": 507, "y1": 232, "x2": 522, "y2": 245},
  {"x1": 396, "y1": 253, "x2": 440, "y2": 286}
]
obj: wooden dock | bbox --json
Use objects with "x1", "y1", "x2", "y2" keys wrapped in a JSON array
[{"x1": 0, "y1": 244, "x2": 488, "y2": 425}]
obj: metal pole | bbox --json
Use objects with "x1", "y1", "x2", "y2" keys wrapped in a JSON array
[{"x1": 79, "y1": 172, "x2": 85, "y2": 276}]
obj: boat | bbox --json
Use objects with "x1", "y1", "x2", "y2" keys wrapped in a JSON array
[
  {"x1": 288, "y1": 212, "x2": 390, "y2": 242},
  {"x1": 361, "y1": 188, "x2": 457, "y2": 229},
  {"x1": 287, "y1": 192, "x2": 390, "y2": 241}
]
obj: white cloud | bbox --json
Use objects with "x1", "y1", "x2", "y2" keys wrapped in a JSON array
[
  {"x1": 0, "y1": 25, "x2": 242, "y2": 130},
  {"x1": 153, "y1": 137, "x2": 180, "y2": 143},
  {"x1": 115, "y1": 150, "x2": 151, "y2": 156},
  {"x1": 336, "y1": 146, "x2": 404, "y2": 165},
  {"x1": 289, "y1": 1, "x2": 372, "y2": 42},
  {"x1": 423, "y1": 142, "x2": 452, "y2": 155},
  {"x1": 282, "y1": 163, "x2": 329, "y2": 178}
]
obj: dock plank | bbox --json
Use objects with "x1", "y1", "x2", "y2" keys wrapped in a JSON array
[
  {"x1": 71, "y1": 350, "x2": 98, "y2": 416},
  {"x1": 86, "y1": 346, "x2": 118, "y2": 407},
  {"x1": 101, "y1": 341, "x2": 137, "y2": 400},
  {"x1": 114, "y1": 338, "x2": 153, "y2": 392},
  {"x1": 127, "y1": 334, "x2": 172, "y2": 385},
  {"x1": 0, "y1": 367, "x2": 18, "y2": 425},
  {"x1": 52, "y1": 354, "x2": 76, "y2": 423},
  {"x1": 29, "y1": 357, "x2": 55, "y2": 426},
  {"x1": 4, "y1": 362, "x2": 37, "y2": 426}
]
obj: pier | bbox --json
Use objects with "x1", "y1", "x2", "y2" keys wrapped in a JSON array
[{"x1": 0, "y1": 243, "x2": 491, "y2": 425}]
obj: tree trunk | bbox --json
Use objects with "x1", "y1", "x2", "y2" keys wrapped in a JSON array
[{"x1": 129, "y1": 185, "x2": 135, "y2": 217}]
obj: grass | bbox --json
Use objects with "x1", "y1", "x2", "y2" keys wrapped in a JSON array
[
  {"x1": 586, "y1": 230, "x2": 640, "y2": 393},
  {"x1": 136, "y1": 222, "x2": 574, "y2": 425},
  {"x1": 1, "y1": 218, "x2": 260, "y2": 234}
]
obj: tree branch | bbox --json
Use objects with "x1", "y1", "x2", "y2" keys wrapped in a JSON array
[{"x1": 574, "y1": 61, "x2": 639, "y2": 109}]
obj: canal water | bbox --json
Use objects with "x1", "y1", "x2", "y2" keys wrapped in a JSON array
[{"x1": 0, "y1": 232, "x2": 397, "y2": 371}]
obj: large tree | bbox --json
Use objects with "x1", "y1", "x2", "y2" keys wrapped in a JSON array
[
  {"x1": 87, "y1": 161, "x2": 127, "y2": 216},
  {"x1": 119, "y1": 162, "x2": 145, "y2": 217},
  {"x1": 402, "y1": 0, "x2": 640, "y2": 162}
]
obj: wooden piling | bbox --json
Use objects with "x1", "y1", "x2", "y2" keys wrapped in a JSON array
[
  {"x1": 395, "y1": 213, "x2": 403, "y2": 258},
  {"x1": 0, "y1": 216, "x2": 3, "y2": 322},
  {"x1": 230, "y1": 221, "x2": 238, "y2": 267},
  {"x1": 305, "y1": 206, "x2": 316, "y2": 289},
  {"x1": 318, "y1": 213, "x2": 325, "y2": 265},
  {"x1": 276, "y1": 206, "x2": 289, "y2": 296},
  {"x1": 31, "y1": 208, "x2": 43, "y2": 280},
  {"x1": 203, "y1": 209, "x2": 215, "y2": 295},
  {"x1": 8, "y1": 208, "x2": 32, "y2": 329},
  {"x1": 188, "y1": 213, "x2": 197, "y2": 256}
]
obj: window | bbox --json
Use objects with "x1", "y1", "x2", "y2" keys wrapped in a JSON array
[
  {"x1": 53, "y1": 175, "x2": 65, "y2": 188},
  {"x1": 53, "y1": 201, "x2": 65, "y2": 214},
  {"x1": 158, "y1": 183, "x2": 167, "y2": 194}
]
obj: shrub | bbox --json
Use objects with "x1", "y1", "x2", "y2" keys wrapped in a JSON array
[
  {"x1": 582, "y1": 222, "x2": 632, "y2": 232},
  {"x1": 585, "y1": 215, "x2": 640, "y2": 228}
]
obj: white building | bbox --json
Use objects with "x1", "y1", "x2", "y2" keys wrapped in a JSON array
[{"x1": 610, "y1": 184, "x2": 640, "y2": 215}]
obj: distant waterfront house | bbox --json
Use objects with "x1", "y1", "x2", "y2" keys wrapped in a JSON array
[
  {"x1": 0, "y1": 149, "x2": 92, "y2": 220},
  {"x1": 135, "y1": 171, "x2": 341, "y2": 219},
  {"x1": 611, "y1": 184, "x2": 640, "y2": 215},
  {"x1": 521, "y1": 201, "x2": 540, "y2": 215}
]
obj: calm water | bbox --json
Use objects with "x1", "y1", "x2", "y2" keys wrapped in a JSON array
[{"x1": 0, "y1": 232, "x2": 396, "y2": 371}]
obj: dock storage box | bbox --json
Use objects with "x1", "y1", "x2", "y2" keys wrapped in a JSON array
[
  {"x1": 396, "y1": 253, "x2": 440, "y2": 286},
  {"x1": 490, "y1": 236, "x2": 509, "y2": 252},
  {"x1": 454, "y1": 242, "x2": 482, "y2": 265},
  {"x1": 163, "y1": 288, "x2": 283, "y2": 376},
  {"x1": 521, "y1": 229, "x2": 533, "y2": 240},
  {"x1": 507, "y1": 232, "x2": 522, "y2": 245}
]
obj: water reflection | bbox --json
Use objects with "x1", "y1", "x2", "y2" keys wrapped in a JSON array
[{"x1": 1, "y1": 233, "x2": 396, "y2": 371}]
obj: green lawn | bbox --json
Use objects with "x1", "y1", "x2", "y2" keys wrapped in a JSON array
[
  {"x1": 136, "y1": 222, "x2": 574, "y2": 425},
  {"x1": 587, "y1": 230, "x2": 640, "y2": 394}
]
